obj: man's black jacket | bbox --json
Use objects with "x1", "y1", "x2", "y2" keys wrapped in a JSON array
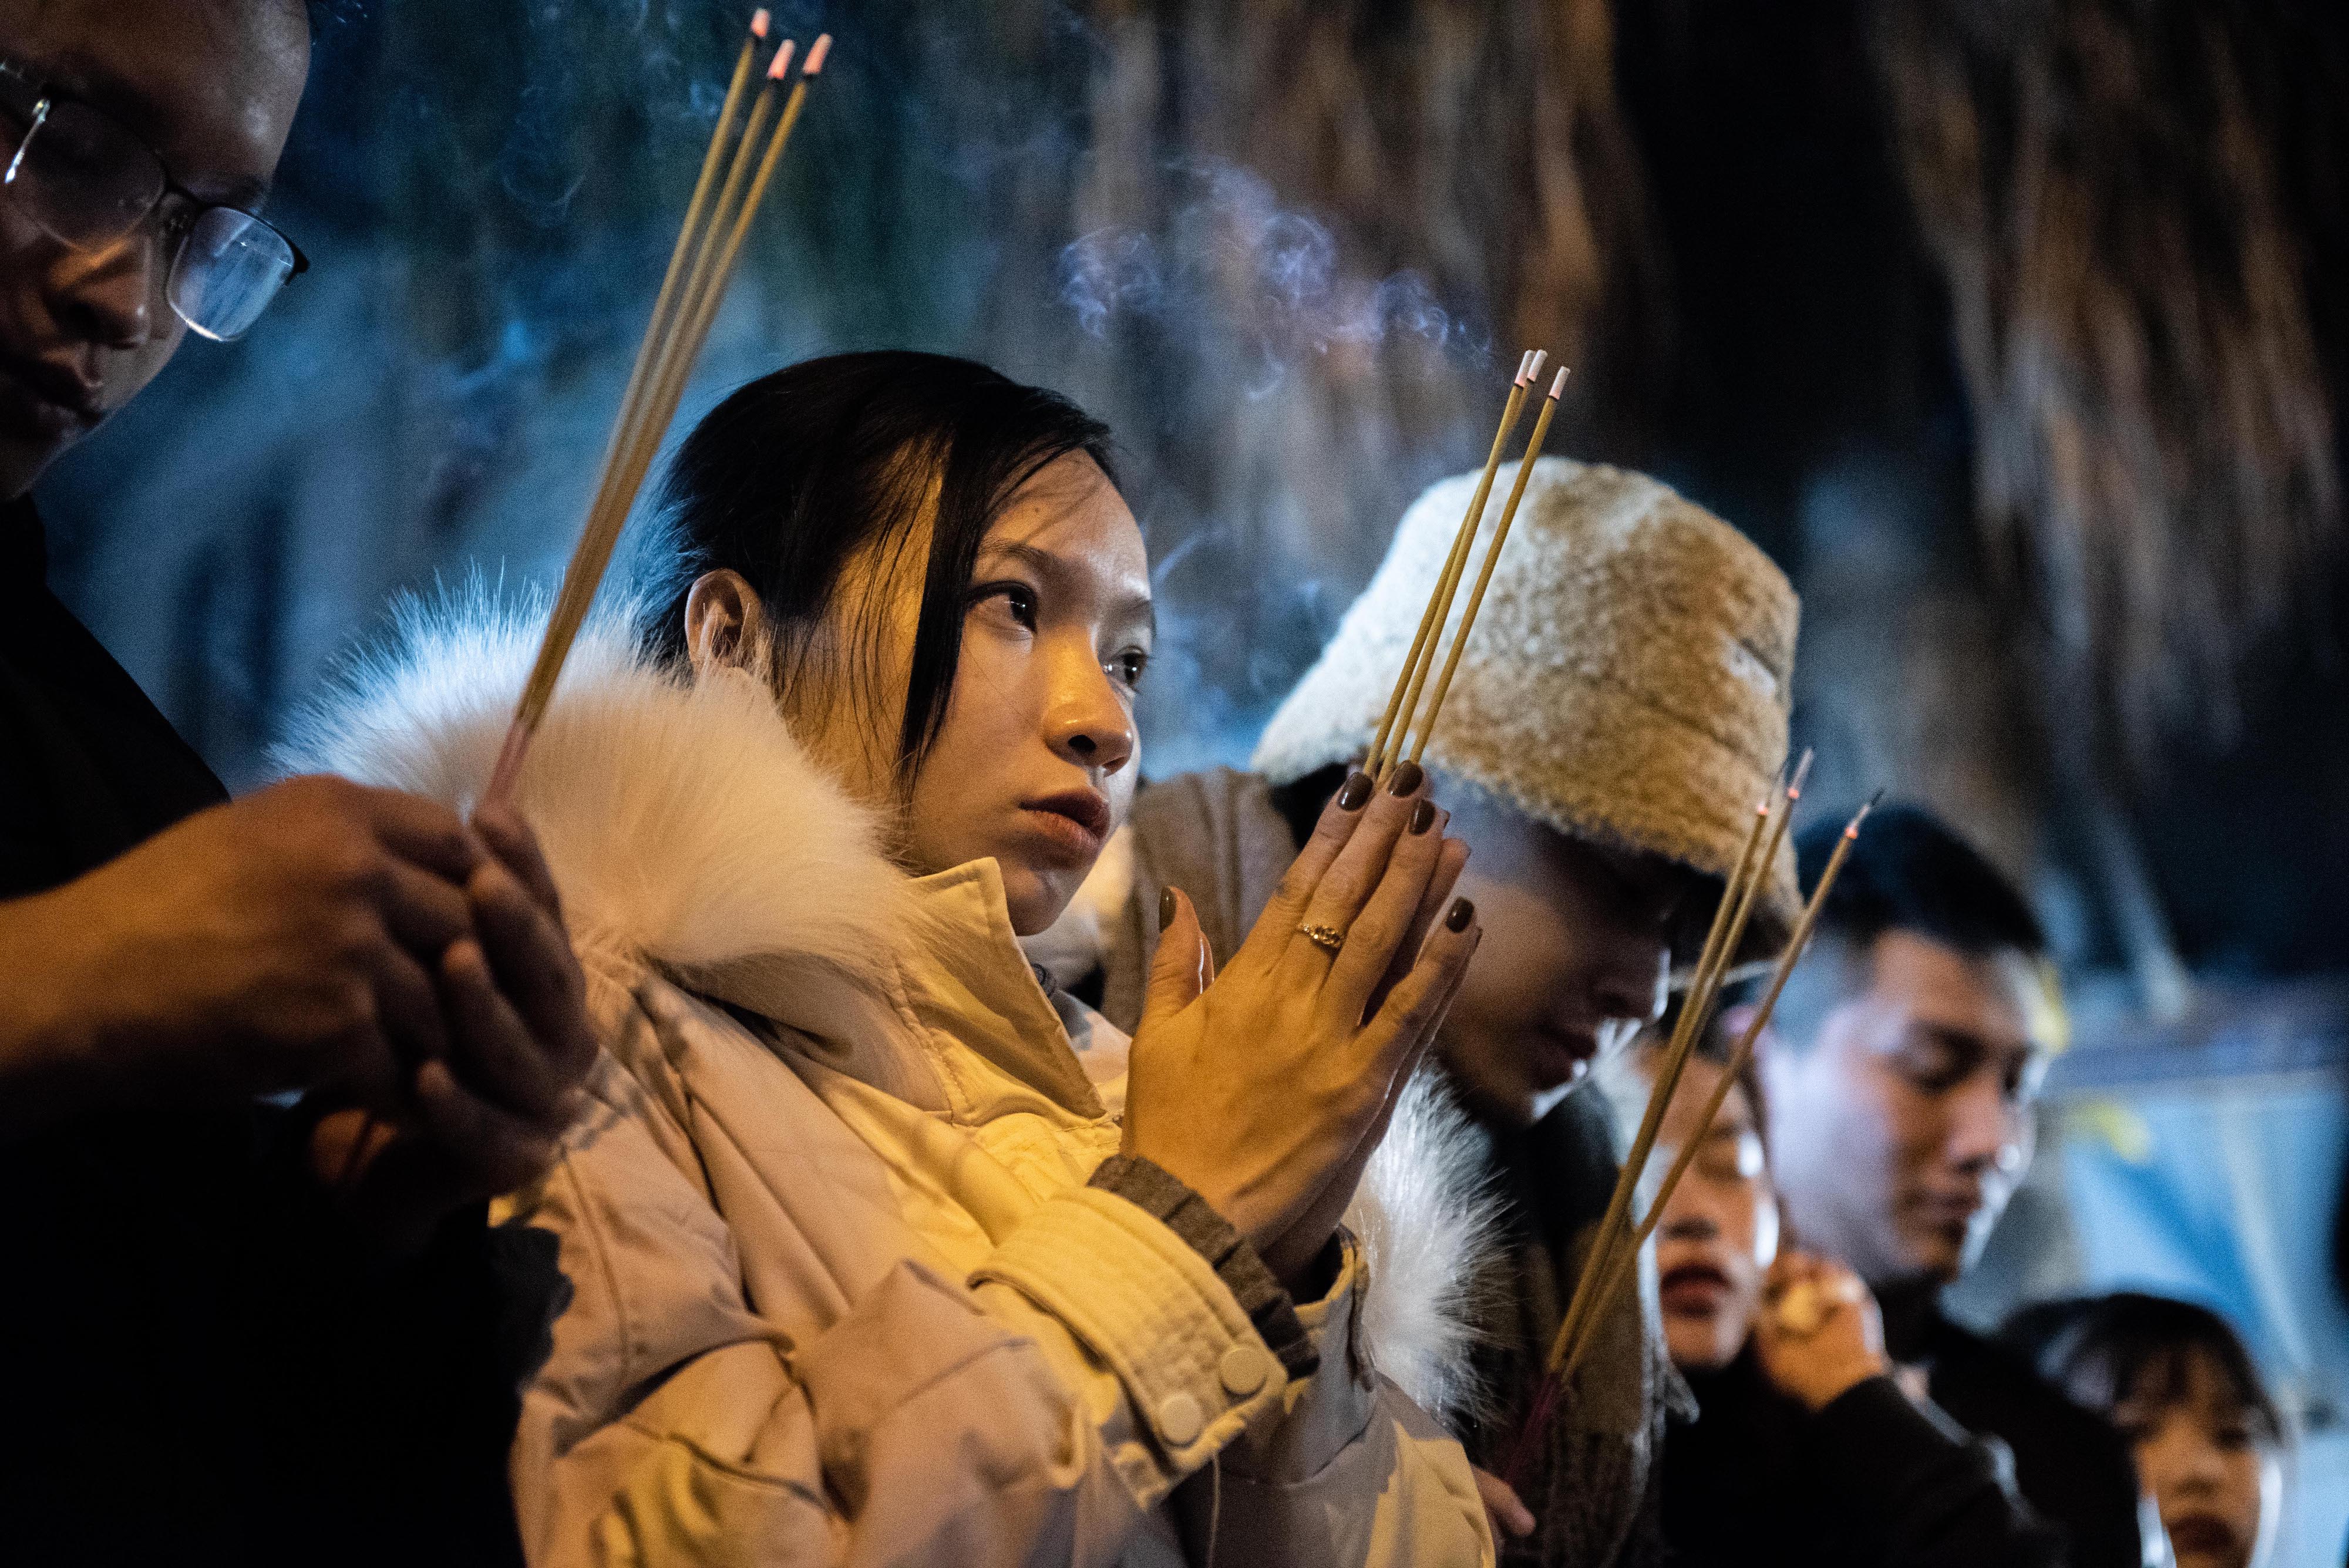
[
  {"x1": 1663, "y1": 1344, "x2": 2065, "y2": 1567},
  {"x1": 1, "y1": 499, "x2": 527, "y2": 1567},
  {"x1": 1909, "y1": 1303, "x2": 2146, "y2": 1568}
]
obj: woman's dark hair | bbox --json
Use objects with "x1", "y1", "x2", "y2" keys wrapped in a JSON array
[
  {"x1": 2001, "y1": 1292, "x2": 2286, "y2": 1448},
  {"x1": 650, "y1": 351, "x2": 1119, "y2": 782}
]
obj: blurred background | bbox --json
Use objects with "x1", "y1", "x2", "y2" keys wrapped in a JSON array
[{"x1": 35, "y1": 0, "x2": 2349, "y2": 1555}]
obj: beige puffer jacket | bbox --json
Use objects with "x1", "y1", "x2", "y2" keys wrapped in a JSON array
[{"x1": 285, "y1": 607, "x2": 1498, "y2": 1568}]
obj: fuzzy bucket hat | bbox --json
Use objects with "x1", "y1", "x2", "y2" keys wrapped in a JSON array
[{"x1": 1252, "y1": 455, "x2": 1802, "y2": 962}]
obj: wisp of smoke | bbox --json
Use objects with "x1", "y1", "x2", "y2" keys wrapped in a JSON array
[{"x1": 1059, "y1": 158, "x2": 1473, "y2": 396}]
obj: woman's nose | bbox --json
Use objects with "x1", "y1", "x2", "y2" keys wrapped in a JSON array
[{"x1": 1049, "y1": 660, "x2": 1136, "y2": 775}]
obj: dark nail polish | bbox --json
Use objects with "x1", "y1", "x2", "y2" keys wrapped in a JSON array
[
  {"x1": 1446, "y1": 897, "x2": 1476, "y2": 932},
  {"x1": 1335, "y1": 770, "x2": 1374, "y2": 812},
  {"x1": 1159, "y1": 889, "x2": 1177, "y2": 931},
  {"x1": 1387, "y1": 760, "x2": 1425, "y2": 797},
  {"x1": 1409, "y1": 799, "x2": 1439, "y2": 836}
]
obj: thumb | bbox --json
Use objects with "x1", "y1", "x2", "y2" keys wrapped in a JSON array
[{"x1": 1138, "y1": 887, "x2": 1212, "y2": 1037}]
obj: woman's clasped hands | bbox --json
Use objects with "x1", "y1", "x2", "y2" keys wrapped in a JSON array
[{"x1": 1121, "y1": 761, "x2": 1480, "y2": 1293}]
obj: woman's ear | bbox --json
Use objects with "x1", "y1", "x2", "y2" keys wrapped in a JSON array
[{"x1": 684, "y1": 569, "x2": 769, "y2": 679}]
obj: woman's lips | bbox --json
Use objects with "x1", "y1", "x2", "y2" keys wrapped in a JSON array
[
  {"x1": 1658, "y1": 1262, "x2": 1732, "y2": 1317},
  {"x1": 1017, "y1": 790, "x2": 1111, "y2": 866},
  {"x1": 2163, "y1": 1512, "x2": 2241, "y2": 1559}
]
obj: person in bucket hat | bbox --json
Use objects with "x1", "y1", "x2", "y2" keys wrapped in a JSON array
[{"x1": 1031, "y1": 454, "x2": 1801, "y2": 1565}]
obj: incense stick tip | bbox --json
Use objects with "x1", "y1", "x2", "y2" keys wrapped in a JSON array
[
  {"x1": 1547, "y1": 365, "x2": 1570, "y2": 399},
  {"x1": 1785, "y1": 747, "x2": 1816, "y2": 800},
  {"x1": 768, "y1": 38, "x2": 797, "y2": 78},
  {"x1": 1527, "y1": 348, "x2": 1548, "y2": 383},
  {"x1": 803, "y1": 33, "x2": 833, "y2": 74},
  {"x1": 751, "y1": 8, "x2": 770, "y2": 37},
  {"x1": 1514, "y1": 349, "x2": 1533, "y2": 386}
]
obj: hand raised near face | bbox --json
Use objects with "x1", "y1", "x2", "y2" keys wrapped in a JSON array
[
  {"x1": 1120, "y1": 763, "x2": 1480, "y2": 1294},
  {"x1": 1754, "y1": 1250, "x2": 1889, "y2": 1412}
]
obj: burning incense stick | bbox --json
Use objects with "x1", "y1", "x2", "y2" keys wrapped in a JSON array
[
  {"x1": 486, "y1": 21, "x2": 828, "y2": 806},
  {"x1": 1404, "y1": 364, "x2": 1570, "y2": 767},
  {"x1": 1538, "y1": 775, "x2": 1780, "y2": 1383},
  {"x1": 1368, "y1": 351, "x2": 1541, "y2": 781},
  {"x1": 1543, "y1": 751, "x2": 1806, "y2": 1377},
  {"x1": 618, "y1": 34, "x2": 824, "y2": 492},
  {"x1": 600, "y1": 12, "x2": 766, "y2": 469},
  {"x1": 1554, "y1": 794, "x2": 1879, "y2": 1384}
]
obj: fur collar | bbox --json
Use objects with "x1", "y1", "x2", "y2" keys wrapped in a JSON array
[
  {"x1": 281, "y1": 595, "x2": 1497, "y2": 1426},
  {"x1": 278, "y1": 597, "x2": 914, "y2": 994}
]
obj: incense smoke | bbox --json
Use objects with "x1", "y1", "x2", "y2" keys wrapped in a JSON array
[{"x1": 1059, "y1": 159, "x2": 1477, "y2": 398}]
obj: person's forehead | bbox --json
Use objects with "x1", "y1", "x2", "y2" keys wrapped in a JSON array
[
  {"x1": 9, "y1": 0, "x2": 308, "y2": 206},
  {"x1": 1860, "y1": 929, "x2": 2051, "y2": 1052},
  {"x1": 1455, "y1": 799, "x2": 1682, "y2": 913},
  {"x1": 2117, "y1": 1348, "x2": 2244, "y2": 1425},
  {"x1": 1650, "y1": 1054, "x2": 1752, "y2": 1140},
  {"x1": 982, "y1": 456, "x2": 1148, "y2": 594}
]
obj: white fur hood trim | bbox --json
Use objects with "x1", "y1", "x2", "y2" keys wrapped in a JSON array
[
  {"x1": 1349, "y1": 1070, "x2": 1500, "y2": 1426},
  {"x1": 277, "y1": 597, "x2": 914, "y2": 991}
]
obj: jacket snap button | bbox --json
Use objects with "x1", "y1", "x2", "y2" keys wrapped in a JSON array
[
  {"x1": 1218, "y1": 1345, "x2": 1270, "y2": 1397},
  {"x1": 1157, "y1": 1391, "x2": 1204, "y2": 1446}
]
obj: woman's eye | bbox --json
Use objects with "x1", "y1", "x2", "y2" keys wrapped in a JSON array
[
  {"x1": 971, "y1": 583, "x2": 1038, "y2": 630},
  {"x1": 1109, "y1": 648, "x2": 1150, "y2": 689}
]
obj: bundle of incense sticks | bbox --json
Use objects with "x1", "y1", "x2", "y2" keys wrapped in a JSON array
[
  {"x1": 484, "y1": 12, "x2": 831, "y2": 806},
  {"x1": 1367, "y1": 349, "x2": 1570, "y2": 782},
  {"x1": 1500, "y1": 769, "x2": 1882, "y2": 1486}
]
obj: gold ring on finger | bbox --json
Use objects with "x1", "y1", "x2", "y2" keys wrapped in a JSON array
[{"x1": 1298, "y1": 921, "x2": 1347, "y2": 954}]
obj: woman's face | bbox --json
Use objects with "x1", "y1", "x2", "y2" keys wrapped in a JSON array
[
  {"x1": 904, "y1": 453, "x2": 1150, "y2": 933},
  {"x1": 2116, "y1": 1354, "x2": 2281, "y2": 1568},
  {"x1": 1642, "y1": 1055, "x2": 1778, "y2": 1374},
  {"x1": 695, "y1": 450, "x2": 1150, "y2": 936}
]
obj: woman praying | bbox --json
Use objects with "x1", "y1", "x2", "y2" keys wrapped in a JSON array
[{"x1": 288, "y1": 350, "x2": 1496, "y2": 1566}]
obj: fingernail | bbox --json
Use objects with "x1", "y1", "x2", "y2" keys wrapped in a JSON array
[
  {"x1": 1159, "y1": 888, "x2": 1177, "y2": 931},
  {"x1": 1335, "y1": 770, "x2": 1373, "y2": 811},
  {"x1": 1409, "y1": 799, "x2": 1438, "y2": 836},
  {"x1": 1386, "y1": 760, "x2": 1425, "y2": 796},
  {"x1": 1446, "y1": 897, "x2": 1476, "y2": 932}
]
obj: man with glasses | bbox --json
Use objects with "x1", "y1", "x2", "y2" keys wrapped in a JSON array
[{"x1": 0, "y1": 4, "x2": 593, "y2": 1563}]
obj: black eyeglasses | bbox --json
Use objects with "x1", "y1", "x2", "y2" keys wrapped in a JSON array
[{"x1": 0, "y1": 56, "x2": 306, "y2": 342}]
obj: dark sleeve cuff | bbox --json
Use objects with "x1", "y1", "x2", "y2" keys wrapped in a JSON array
[
  {"x1": 1810, "y1": 1375, "x2": 2061, "y2": 1566},
  {"x1": 1089, "y1": 1154, "x2": 1318, "y2": 1381}
]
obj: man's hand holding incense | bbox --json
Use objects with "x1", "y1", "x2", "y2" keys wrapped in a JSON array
[
  {"x1": 1123, "y1": 763, "x2": 1480, "y2": 1295},
  {"x1": 308, "y1": 799, "x2": 597, "y2": 1258},
  {"x1": 0, "y1": 777, "x2": 515, "y2": 1136}
]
